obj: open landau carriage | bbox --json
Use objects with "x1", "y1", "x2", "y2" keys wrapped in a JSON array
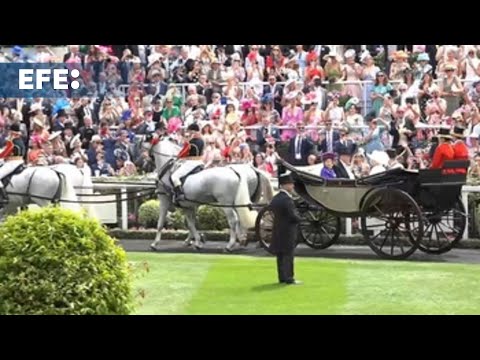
[{"x1": 255, "y1": 158, "x2": 470, "y2": 260}]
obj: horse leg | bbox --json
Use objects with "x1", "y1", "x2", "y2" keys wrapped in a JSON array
[
  {"x1": 183, "y1": 207, "x2": 203, "y2": 250},
  {"x1": 222, "y1": 208, "x2": 239, "y2": 252},
  {"x1": 150, "y1": 195, "x2": 170, "y2": 251},
  {"x1": 234, "y1": 212, "x2": 248, "y2": 247}
]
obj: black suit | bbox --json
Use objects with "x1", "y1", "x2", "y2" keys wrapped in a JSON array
[
  {"x1": 269, "y1": 190, "x2": 302, "y2": 283},
  {"x1": 333, "y1": 162, "x2": 350, "y2": 179},
  {"x1": 319, "y1": 130, "x2": 340, "y2": 153},
  {"x1": 288, "y1": 135, "x2": 314, "y2": 165}
]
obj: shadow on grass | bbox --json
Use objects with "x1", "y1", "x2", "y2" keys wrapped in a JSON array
[{"x1": 251, "y1": 283, "x2": 287, "y2": 292}]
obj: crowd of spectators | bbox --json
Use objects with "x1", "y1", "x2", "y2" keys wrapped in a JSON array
[{"x1": 1, "y1": 44, "x2": 479, "y2": 179}]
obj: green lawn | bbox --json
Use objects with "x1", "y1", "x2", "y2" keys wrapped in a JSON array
[{"x1": 129, "y1": 253, "x2": 480, "y2": 315}]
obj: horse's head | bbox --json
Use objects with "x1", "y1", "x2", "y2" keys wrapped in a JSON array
[{"x1": 144, "y1": 134, "x2": 182, "y2": 171}]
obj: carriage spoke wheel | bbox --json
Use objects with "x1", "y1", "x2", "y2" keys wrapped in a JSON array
[
  {"x1": 361, "y1": 189, "x2": 423, "y2": 260},
  {"x1": 418, "y1": 197, "x2": 466, "y2": 254},
  {"x1": 298, "y1": 206, "x2": 341, "y2": 250},
  {"x1": 255, "y1": 206, "x2": 299, "y2": 255}
]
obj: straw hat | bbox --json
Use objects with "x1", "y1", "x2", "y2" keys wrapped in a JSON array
[
  {"x1": 48, "y1": 131, "x2": 62, "y2": 141},
  {"x1": 392, "y1": 50, "x2": 409, "y2": 60}
]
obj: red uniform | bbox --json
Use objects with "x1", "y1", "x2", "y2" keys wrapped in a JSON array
[
  {"x1": 0, "y1": 140, "x2": 14, "y2": 159},
  {"x1": 178, "y1": 142, "x2": 191, "y2": 159},
  {"x1": 452, "y1": 140, "x2": 469, "y2": 174},
  {"x1": 430, "y1": 142, "x2": 455, "y2": 170}
]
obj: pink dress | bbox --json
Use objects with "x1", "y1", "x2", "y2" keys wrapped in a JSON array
[
  {"x1": 281, "y1": 106, "x2": 303, "y2": 141},
  {"x1": 304, "y1": 110, "x2": 323, "y2": 142}
]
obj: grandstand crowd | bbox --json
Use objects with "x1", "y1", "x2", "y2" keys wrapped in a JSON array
[{"x1": 1, "y1": 44, "x2": 480, "y2": 179}]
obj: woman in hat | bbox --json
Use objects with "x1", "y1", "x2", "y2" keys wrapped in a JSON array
[
  {"x1": 320, "y1": 152, "x2": 337, "y2": 179},
  {"x1": 389, "y1": 51, "x2": 411, "y2": 81},
  {"x1": 27, "y1": 135, "x2": 44, "y2": 165},
  {"x1": 344, "y1": 49, "x2": 363, "y2": 100},
  {"x1": 368, "y1": 150, "x2": 389, "y2": 175},
  {"x1": 224, "y1": 103, "x2": 240, "y2": 133},
  {"x1": 303, "y1": 93, "x2": 323, "y2": 142},
  {"x1": 281, "y1": 92, "x2": 304, "y2": 141},
  {"x1": 352, "y1": 149, "x2": 370, "y2": 178},
  {"x1": 49, "y1": 131, "x2": 67, "y2": 158},
  {"x1": 371, "y1": 72, "x2": 393, "y2": 118},
  {"x1": 461, "y1": 46, "x2": 480, "y2": 87},
  {"x1": 345, "y1": 98, "x2": 364, "y2": 141},
  {"x1": 418, "y1": 73, "x2": 435, "y2": 118},
  {"x1": 361, "y1": 51, "x2": 380, "y2": 115},
  {"x1": 304, "y1": 53, "x2": 325, "y2": 84},
  {"x1": 437, "y1": 46, "x2": 459, "y2": 77},
  {"x1": 430, "y1": 127, "x2": 455, "y2": 170},
  {"x1": 260, "y1": 94, "x2": 281, "y2": 125},
  {"x1": 414, "y1": 52, "x2": 433, "y2": 81},
  {"x1": 323, "y1": 52, "x2": 344, "y2": 92},
  {"x1": 439, "y1": 63, "x2": 464, "y2": 116}
]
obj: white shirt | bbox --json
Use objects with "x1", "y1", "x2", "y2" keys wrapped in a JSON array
[{"x1": 340, "y1": 160, "x2": 355, "y2": 180}]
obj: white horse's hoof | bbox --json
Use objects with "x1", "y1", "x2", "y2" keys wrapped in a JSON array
[
  {"x1": 184, "y1": 241, "x2": 193, "y2": 247},
  {"x1": 224, "y1": 247, "x2": 233, "y2": 253},
  {"x1": 194, "y1": 245, "x2": 203, "y2": 251},
  {"x1": 150, "y1": 244, "x2": 159, "y2": 252}
]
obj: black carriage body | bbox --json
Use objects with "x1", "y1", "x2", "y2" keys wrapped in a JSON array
[{"x1": 261, "y1": 159, "x2": 470, "y2": 259}]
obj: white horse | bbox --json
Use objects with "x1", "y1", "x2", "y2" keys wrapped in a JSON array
[
  {"x1": 144, "y1": 137, "x2": 274, "y2": 252},
  {"x1": 50, "y1": 163, "x2": 97, "y2": 219},
  {"x1": 2, "y1": 165, "x2": 81, "y2": 218}
]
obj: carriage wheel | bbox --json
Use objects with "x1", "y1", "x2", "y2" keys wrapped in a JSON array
[
  {"x1": 418, "y1": 197, "x2": 466, "y2": 254},
  {"x1": 298, "y1": 206, "x2": 341, "y2": 249},
  {"x1": 360, "y1": 188, "x2": 424, "y2": 260},
  {"x1": 255, "y1": 206, "x2": 299, "y2": 254}
]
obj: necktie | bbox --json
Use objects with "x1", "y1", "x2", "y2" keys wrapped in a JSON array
[{"x1": 296, "y1": 137, "x2": 301, "y2": 155}]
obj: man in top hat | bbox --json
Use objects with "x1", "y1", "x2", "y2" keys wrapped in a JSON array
[
  {"x1": 0, "y1": 124, "x2": 26, "y2": 204},
  {"x1": 269, "y1": 171, "x2": 302, "y2": 285},
  {"x1": 0, "y1": 124, "x2": 25, "y2": 160},
  {"x1": 333, "y1": 142, "x2": 356, "y2": 179},
  {"x1": 171, "y1": 123, "x2": 205, "y2": 203},
  {"x1": 451, "y1": 126, "x2": 469, "y2": 174},
  {"x1": 430, "y1": 127, "x2": 455, "y2": 170}
]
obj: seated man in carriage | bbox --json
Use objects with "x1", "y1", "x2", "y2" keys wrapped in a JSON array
[
  {"x1": 430, "y1": 127, "x2": 455, "y2": 172},
  {"x1": 170, "y1": 123, "x2": 205, "y2": 203},
  {"x1": 451, "y1": 126, "x2": 469, "y2": 174},
  {"x1": 333, "y1": 144, "x2": 356, "y2": 179}
]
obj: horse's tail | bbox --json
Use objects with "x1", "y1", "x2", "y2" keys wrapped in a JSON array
[
  {"x1": 56, "y1": 171, "x2": 82, "y2": 212},
  {"x1": 78, "y1": 168, "x2": 97, "y2": 219},
  {"x1": 253, "y1": 168, "x2": 274, "y2": 204},
  {"x1": 233, "y1": 168, "x2": 257, "y2": 230}
]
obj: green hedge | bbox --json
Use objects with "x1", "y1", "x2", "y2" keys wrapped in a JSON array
[
  {"x1": 137, "y1": 200, "x2": 229, "y2": 231},
  {"x1": 0, "y1": 207, "x2": 134, "y2": 315}
]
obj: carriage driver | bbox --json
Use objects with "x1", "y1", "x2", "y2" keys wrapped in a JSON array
[
  {"x1": 171, "y1": 123, "x2": 205, "y2": 203},
  {"x1": 0, "y1": 124, "x2": 26, "y2": 203}
]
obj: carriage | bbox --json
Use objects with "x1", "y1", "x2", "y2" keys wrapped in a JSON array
[{"x1": 255, "y1": 158, "x2": 470, "y2": 260}]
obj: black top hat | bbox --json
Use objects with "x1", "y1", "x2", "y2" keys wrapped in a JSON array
[
  {"x1": 451, "y1": 126, "x2": 466, "y2": 138},
  {"x1": 279, "y1": 172, "x2": 295, "y2": 185},
  {"x1": 437, "y1": 127, "x2": 453, "y2": 140},
  {"x1": 337, "y1": 144, "x2": 356, "y2": 156}
]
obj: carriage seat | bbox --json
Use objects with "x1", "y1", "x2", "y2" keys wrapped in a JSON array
[{"x1": 418, "y1": 160, "x2": 470, "y2": 187}]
